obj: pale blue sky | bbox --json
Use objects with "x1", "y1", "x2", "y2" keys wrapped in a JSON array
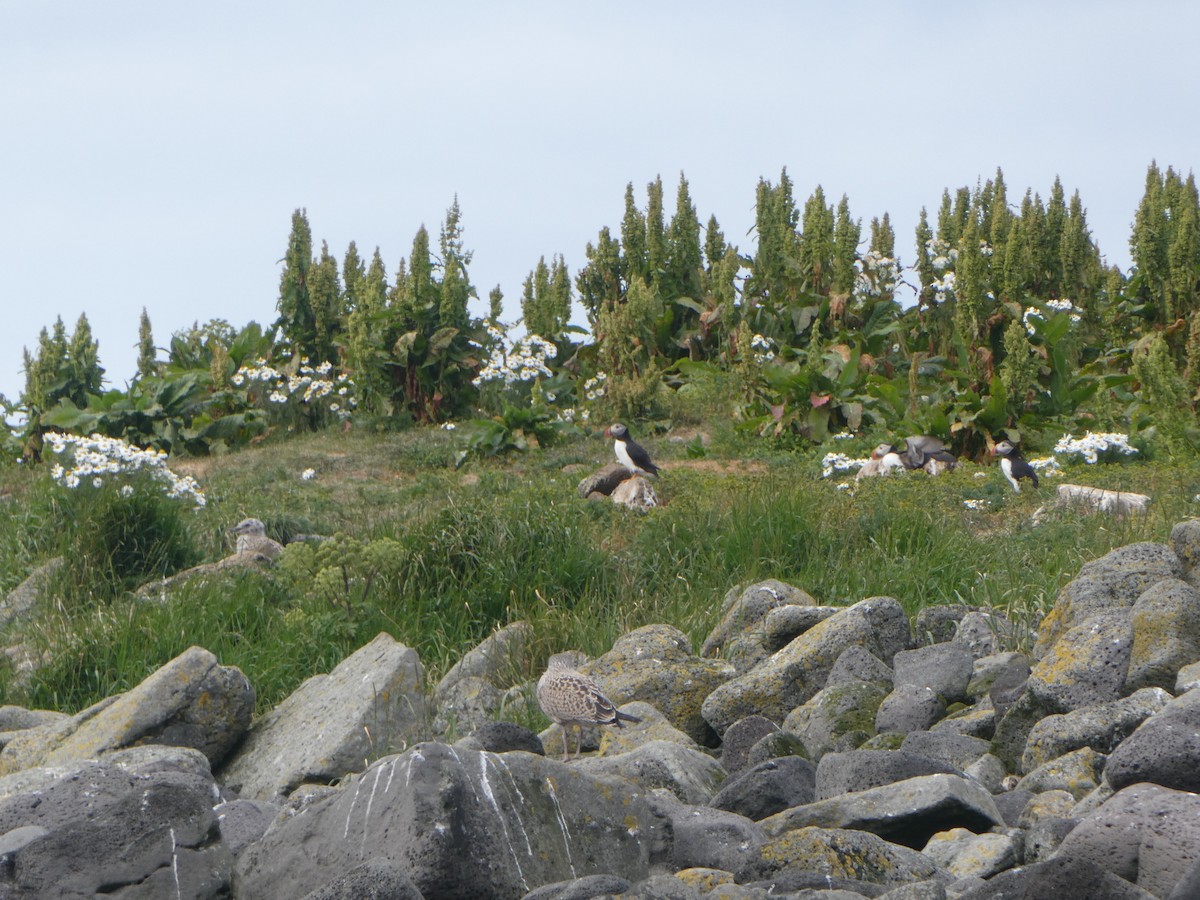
[{"x1": 2, "y1": 1, "x2": 1197, "y2": 404}]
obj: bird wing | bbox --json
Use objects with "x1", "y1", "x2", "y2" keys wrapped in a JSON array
[{"x1": 624, "y1": 440, "x2": 660, "y2": 475}]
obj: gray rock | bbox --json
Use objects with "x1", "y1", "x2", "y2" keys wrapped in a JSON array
[
  {"x1": 783, "y1": 679, "x2": 887, "y2": 759},
  {"x1": 577, "y1": 739, "x2": 726, "y2": 805},
  {"x1": 235, "y1": 742, "x2": 665, "y2": 900},
  {"x1": 522, "y1": 874, "x2": 635, "y2": 900},
  {"x1": 966, "y1": 652, "x2": 1029, "y2": 701},
  {"x1": 914, "y1": 605, "x2": 973, "y2": 645},
  {"x1": 700, "y1": 580, "x2": 818, "y2": 665},
  {"x1": 1168, "y1": 853, "x2": 1200, "y2": 900},
  {"x1": 891, "y1": 643, "x2": 974, "y2": 705},
  {"x1": 0, "y1": 557, "x2": 62, "y2": 628},
  {"x1": 876, "y1": 883, "x2": 947, "y2": 900},
  {"x1": 875, "y1": 684, "x2": 948, "y2": 734},
  {"x1": 718, "y1": 715, "x2": 779, "y2": 775},
  {"x1": 1032, "y1": 575, "x2": 1122, "y2": 658},
  {"x1": 761, "y1": 773, "x2": 1002, "y2": 850},
  {"x1": 1125, "y1": 577, "x2": 1200, "y2": 691},
  {"x1": 827, "y1": 646, "x2": 894, "y2": 689},
  {"x1": 763, "y1": 604, "x2": 838, "y2": 651},
  {"x1": 954, "y1": 854, "x2": 1155, "y2": 899},
  {"x1": 432, "y1": 675, "x2": 503, "y2": 738},
  {"x1": 1023, "y1": 816, "x2": 1079, "y2": 864},
  {"x1": 1016, "y1": 747, "x2": 1105, "y2": 800},
  {"x1": 991, "y1": 789, "x2": 1034, "y2": 827},
  {"x1": 214, "y1": 797, "x2": 279, "y2": 858},
  {"x1": 929, "y1": 705, "x2": 996, "y2": 741},
  {"x1": 990, "y1": 690, "x2": 1056, "y2": 772},
  {"x1": 652, "y1": 796, "x2": 765, "y2": 875},
  {"x1": 298, "y1": 861, "x2": 425, "y2": 900},
  {"x1": 1074, "y1": 541, "x2": 1183, "y2": 604},
  {"x1": 744, "y1": 730, "x2": 809, "y2": 769},
  {"x1": 740, "y1": 825, "x2": 948, "y2": 887},
  {"x1": 987, "y1": 654, "x2": 1032, "y2": 719},
  {"x1": 0, "y1": 645, "x2": 253, "y2": 775},
  {"x1": 1177, "y1": 660, "x2": 1200, "y2": 694},
  {"x1": 1054, "y1": 782, "x2": 1200, "y2": 899},
  {"x1": 471, "y1": 721, "x2": 545, "y2": 755},
  {"x1": 1104, "y1": 688, "x2": 1200, "y2": 792},
  {"x1": 899, "y1": 732, "x2": 991, "y2": 770},
  {"x1": 816, "y1": 749, "x2": 961, "y2": 800},
  {"x1": 1168, "y1": 518, "x2": 1200, "y2": 574},
  {"x1": 0, "y1": 747, "x2": 230, "y2": 899},
  {"x1": 921, "y1": 828, "x2": 1019, "y2": 879},
  {"x1": 219, "y1": 632, "x2": 427, "y2": 803},
  {"x1": 1021, "y1": 687, "x2": 1170, "y2": 774},
  {"x1": 1027, "y1": 609, "x2": 1134, "y2": 713},
  {"x1": 709, "y1": 756, "x2": 816, "y2": 821},
  {"x1": 962, "y1": 753, "x2": 1007, "y2": 794},
  {"x1": 702, "y1": 597, "x2": 911, "y2": 735}
]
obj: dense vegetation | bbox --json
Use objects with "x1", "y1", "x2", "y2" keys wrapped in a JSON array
[{"x1": 1, "y1": 161, "x2": 1198, "y2": 726}]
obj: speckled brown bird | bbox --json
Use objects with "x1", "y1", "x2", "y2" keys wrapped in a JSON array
[
  {"x1": 229, "y1": 517, "x2": 284, "y2": 560},
  {"x1": 537, "y1": 653, "x2": 641, "y2": 761}
]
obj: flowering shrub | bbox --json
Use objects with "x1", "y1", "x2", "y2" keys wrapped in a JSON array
[
  {"x1": 45, "y1": 432, "x2": 206, "y2": 507},
  {"x1": 750, "y1": 334, "x2": 776, "y2": 364},
  {"x1": 232, "y1": 356, "x2": 357, "y2": 429},
  {"x1": 1023, "y1": 299, "x2": 1081, "y2": 336},
  {"x1": 471, "y1": 324, "x2": 557, "y2": 388},
  {"x1": 1053, "y1": 432, "x2": 1138, "y2": 464}
]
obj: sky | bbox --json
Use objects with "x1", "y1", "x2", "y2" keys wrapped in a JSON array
[{"x1": 2, "y1": 1, "x2": 1198, "y2": 406}]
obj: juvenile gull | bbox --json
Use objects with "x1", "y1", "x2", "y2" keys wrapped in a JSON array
[
  {"x1": 229, "y1": 517, "x2": 284, "y2": 560},
  {"x1": 537, "y1": 653, "x2": 642, "y2": 761}
]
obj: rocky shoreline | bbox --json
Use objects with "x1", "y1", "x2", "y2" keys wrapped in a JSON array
[{"x1": 2, "y1": 522, "x2": 1200, "y2": 898}]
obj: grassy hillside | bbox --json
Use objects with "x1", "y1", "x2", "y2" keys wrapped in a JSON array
[{"x1": 0, "y1": 424, "x2": 1194, "y2": 724}]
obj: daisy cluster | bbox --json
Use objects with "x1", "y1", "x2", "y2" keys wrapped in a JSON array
[
  {"x1": 821, "y1": 452, "x2": 868, "y2": 478},
  {"x1": 232, "y1": 357, "x2": 357, "y2": 418},
  {"x1": 925, "y1": 237, "x2": 958, "y2": 272},
  {"x1": 750, "y1": 333, "x2": 776, "y2": 364},
  {"x1": 1054, "y1": 432, "x2": 1138, "y2": 464},
  {"x1": 1023, "y1": 299, "x2": 1082, "y2": 335},
  {"x1": 582, "y1": 372, "x2": 607, "y2": 401},
  {"x1": 962, "y1": 499, "x2": 991, "y2": 510},
  {"x1": 472, "y1": 325, "x2": 558, "y2": 387},
  {"x1": 854, "y1": 251, "x2": 900, "y2": 299},
  {"x1": 1028, "y1": 456, "x2": 1064, "y2": 477},
  {"x1": 44, "y1": 432, "x2": 206, "y2": 507}
]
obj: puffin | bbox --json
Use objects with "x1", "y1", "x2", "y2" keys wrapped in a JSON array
[
  {"x1": 605, "y1": 423, "x2": 661, "y2": 478},
  {"x1": 857, "y1": 442, "x2": 907, "y2": 479},
  {"x1": 992, "y1": 439, "x2": 1039, "y2": 492}
]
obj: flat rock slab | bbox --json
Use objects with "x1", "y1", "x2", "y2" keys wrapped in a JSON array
[
  {"x1": 760, "y1": 773, "x2": 1002, "y2": 850},
  {"x1": 218, "y1": 632, "x2": 426, "y2": 802}
]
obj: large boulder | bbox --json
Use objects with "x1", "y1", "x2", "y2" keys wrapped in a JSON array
[
  {"x1": 782, "y1": 678, "x2": 888, "y2": 759},
  {"x1": 433, "y1": 620, "x2": 532, "y2": 737},
  {"x1": 1026, "y1": 610, "x2": 1134, "y2": 713},
  {"x1": 219, "y1": 632, "x2": 426, "y2": 803},
  {"x1": 708, "y1": 755, "x2": 816, "y2": 821},
  {"x1": 700, "y1": 580, "x2": 820, "y2": 672},
  {"x1": 233, "y1": 742, "x2": 667, "y2": 899},
  {"x1": 577, "y1": 739, "x2": 726, "y2": 805},
  {"x1": 1125, "y1": 578, "x2": 1200, "y2": 692},
  {"x1": 1104, "y1": 688, "x2": 1200, "y2": 793},
  {"x1": 0, "y1": 746, "x2": 231, "y2": 898},
  {"x1": 816, "y1": 749, "x2": 960, "y2": 800},
  {"x1": 1053, "y1": 782, "x2": 1200, "y2": 899},
  {"x1": 742, "y1": 825, "x2": 947, "y2": 888},
  {"x1": 1020, "y1": 687, "x2": 1170, "y2": 774},
  {"x1": 701, "y1": 597, "x2": 911, "y2": 735},
  {"x1": 0, "y1": 645, "x2": 253, "y2": 775}
]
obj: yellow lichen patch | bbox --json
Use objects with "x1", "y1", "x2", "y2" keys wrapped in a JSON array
[{"x1": 674, "y1": 867, "x2": 735, "y2": 892}]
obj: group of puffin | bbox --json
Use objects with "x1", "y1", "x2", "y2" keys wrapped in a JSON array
[
  {"x1": 602, "y1": 423, "x2": 1038, "y2": 493},
  {"x1": 862, "y1": 435, "x2": 1037, "y2": 492}
]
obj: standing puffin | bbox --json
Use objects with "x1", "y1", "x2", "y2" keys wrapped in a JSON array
[
  {"x1": 993, "y1": 440, "x2": 1038, "y2": 492},
  {"x1": 605, "y1": 423, "x2": 661, "y2": 478}
]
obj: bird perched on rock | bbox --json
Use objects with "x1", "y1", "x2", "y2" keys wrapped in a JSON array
[
  {"x1": 605, "y1": 423, "x2": 661, "y2": 478},
  {"x1": 229, "y1": 517, "x2": 284, "y2": 560},
  {"x1": 992, "y1": 440, "x2": 1038, "y2": 492},
  {"x1": 537, "y1": 653, "x2": 642, "y2": 761}
]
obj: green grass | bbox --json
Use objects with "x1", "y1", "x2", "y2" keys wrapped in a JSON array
[{"x1": 1, "y1": 426, "x2": 1196, "y2": 717}]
